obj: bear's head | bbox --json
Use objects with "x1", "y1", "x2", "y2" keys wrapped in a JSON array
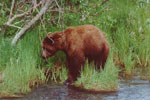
[{"x1": 41, "y1": 32, "x2": 63, "y2": 59}]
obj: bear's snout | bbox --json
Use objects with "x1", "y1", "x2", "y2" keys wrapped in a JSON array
[
  {"x1": 41, "y1": 54, "x2": 46, "y2": 59},
  {"x1": 41, "y1": 51, "x2": 47, "y2": 59}
]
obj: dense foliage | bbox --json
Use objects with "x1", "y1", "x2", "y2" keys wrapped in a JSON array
[{"x1": 0, "y1": 0, "x2": 150, "y2": 96}]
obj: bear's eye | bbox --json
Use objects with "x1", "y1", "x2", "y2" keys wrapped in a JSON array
[{"x1": 44, "y1": 37, "x2": 54, "y2": 45}]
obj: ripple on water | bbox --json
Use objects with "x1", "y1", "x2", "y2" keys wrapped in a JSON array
[{"x1": 1, "y1": 77, "x2": 150, "y2": 100}]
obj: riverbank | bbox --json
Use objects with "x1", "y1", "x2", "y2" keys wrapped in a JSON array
[{"x1": 1, "y1": 75, "x2": 150, "y2": 100}]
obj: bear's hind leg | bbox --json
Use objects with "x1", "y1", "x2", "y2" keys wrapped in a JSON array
[
  {"x1": 95, "y1": 45, "x2": 109, "y2": 70},
  {"x1": 94, "y1": 56, "x2": 102, "y2": 71}
]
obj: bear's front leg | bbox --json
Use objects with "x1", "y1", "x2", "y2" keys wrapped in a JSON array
[{"x1": 65, "y1": 53, "x2": 85, "y2": 85}]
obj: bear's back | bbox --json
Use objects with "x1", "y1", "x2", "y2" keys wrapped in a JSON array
[{"x1": 63, "y1": 25, "x2": 107, "y2": 56}]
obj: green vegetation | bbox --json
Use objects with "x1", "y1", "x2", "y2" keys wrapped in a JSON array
[
  {"x1": 74, "y1": 54, "x2": 119, "y2": 91},
  {"x1": 45, "y1": 64, "x2": 68, "y2": 83},
  {"x1": 0, "y1": 0, "x2": 150, "y2": 96},
  {"x1": 0, "y1": 30, "x2": 45, "y2": 96}
]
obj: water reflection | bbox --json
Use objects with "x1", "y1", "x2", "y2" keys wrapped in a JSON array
[{"x1": 1, "y1": 76, "x2": 150, "y2": 100}]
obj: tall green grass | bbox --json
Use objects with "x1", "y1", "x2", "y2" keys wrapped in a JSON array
[
  {"x1": 0, "y1": 30, "x2": 46, "y2": 96},
  {"x1": 95, "y1": 0, "x2": 150, "y2": 74},
  {"x1": 45, "y1": 64, "x2": 68, "y2": 83}
]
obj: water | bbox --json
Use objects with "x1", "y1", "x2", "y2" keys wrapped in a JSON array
[{"x1": 1, "y1": 76, "x2": 150, "y2": 100}]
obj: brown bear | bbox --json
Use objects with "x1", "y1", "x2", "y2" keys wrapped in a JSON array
[{"x1": 41, "y1": 25, "x2": 109, "y2": 84}]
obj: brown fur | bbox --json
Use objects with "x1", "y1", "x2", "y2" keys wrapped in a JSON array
[{"x1": 41, "y1": 25, "x2": 110, "y2": 83}]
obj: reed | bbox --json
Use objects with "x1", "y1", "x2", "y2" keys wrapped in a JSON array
[{"x1": 0, "y1": 30, "x2": 45, "y2": 95}]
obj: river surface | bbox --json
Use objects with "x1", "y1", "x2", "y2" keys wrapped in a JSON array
[{"x1": 1, "y1": 76, "x2": 150, "y2": 100}]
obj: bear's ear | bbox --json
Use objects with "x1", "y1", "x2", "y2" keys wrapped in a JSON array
[
  {"x1": 44, "y1": 36, "x2": 54, "y2": 45},
  {"x1": 45, "y1": 32, "x2": 62, "y2": 44},
  {"x1": 52, "y1": 32, "x2": 62, "y2": 39}
]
